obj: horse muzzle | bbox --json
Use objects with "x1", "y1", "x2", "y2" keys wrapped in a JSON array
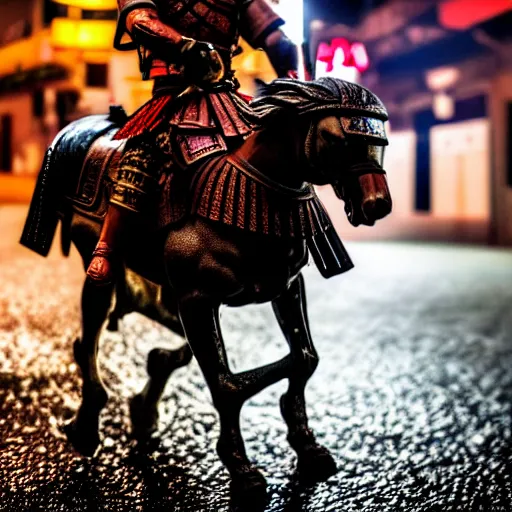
[{"x1": 334, "y1": 172, "x2": 392, "y2": 227}]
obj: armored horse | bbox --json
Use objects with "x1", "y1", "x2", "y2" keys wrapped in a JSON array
[{"x1": 21, "y1": 77, "x2": 392, "y2": 509}]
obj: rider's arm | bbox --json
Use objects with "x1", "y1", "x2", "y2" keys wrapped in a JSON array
[
  {"x1": 240, "y1": 0, "x2": 299, "y2": 79},
  {"x1": 115, "y1": 0, "x2": 224, "y2": 83},
  {"x1": 115, "y1": 0, "x2": 184, "y2": 54}
]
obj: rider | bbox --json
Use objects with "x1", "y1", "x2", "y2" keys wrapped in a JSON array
[{"x1": 86, "y1": 0, "x2": 300, "y2": 285}]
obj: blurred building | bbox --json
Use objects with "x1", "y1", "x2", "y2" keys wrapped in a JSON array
[
  {"x1": 0, "y1": 0, "x2": 139, "y2": 176},
  {"x1": 0, "y1": 0, "x2": 299, "y2": 178},
  {"x1": 307, "y1": 0, "x2": 512, "y2": 246}
]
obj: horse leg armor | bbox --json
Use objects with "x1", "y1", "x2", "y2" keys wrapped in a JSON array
[
  {"x1": 64, "y1": 279, "x2": 114, "y2": 456},
  {"x1": 176, "y1": 293, "x2": 291, "y2": 512},
  {"x1": 272, "y1": 273, "x2": 337, "y2": 483}
]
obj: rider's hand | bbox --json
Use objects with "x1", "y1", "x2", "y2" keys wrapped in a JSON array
[{"x1": 180, "y1": 38, "x2": 225, "y2": 86}]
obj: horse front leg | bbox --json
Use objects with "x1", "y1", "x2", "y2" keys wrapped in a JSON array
[
  {"x1": 176, "y1": 293, "x2": 290, "y2": 512},
  {"x1": 64, "y1": 279, "x2": 113, "y2": 456},
  {"x1": 272, "y1": 273, "x2": 337, "y2": 483}
]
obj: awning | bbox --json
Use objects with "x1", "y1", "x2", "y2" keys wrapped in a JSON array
[{"x1": 0, "y1": 64, "x2": 69, "y2": 96}]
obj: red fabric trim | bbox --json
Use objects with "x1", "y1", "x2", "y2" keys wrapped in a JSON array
[
  {"x1": 236, "y1": 91, "x2": 253, "y2": 103},
  {"x1": 113, "y1": 95, "x2": 173, "y2": 140},
  {"x1": 113, "y1": 90, "x2": 254, "y2": 141}
]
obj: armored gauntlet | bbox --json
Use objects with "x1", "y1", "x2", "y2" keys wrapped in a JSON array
[{"x1": 180, "y1": 39, "x2": 225, "y2": 85}]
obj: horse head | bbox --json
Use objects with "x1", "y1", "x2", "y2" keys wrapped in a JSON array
[{"x1": 250, "y1": 77, "x2": 392, "y2": 227}]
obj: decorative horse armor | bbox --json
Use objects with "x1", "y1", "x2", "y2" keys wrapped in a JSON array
[{"x1": 21, "y1": 76, "x2": 392, "y2": 512}]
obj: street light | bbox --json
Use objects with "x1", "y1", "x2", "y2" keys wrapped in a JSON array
[
  {"x1": 269, "y1": 0, "x2": 306, "y2": 79},
  {"x1": 271, "y1": 0, "x2": 304, "y2": 47}
]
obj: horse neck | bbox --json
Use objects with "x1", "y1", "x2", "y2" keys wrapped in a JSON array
[{"x1": 235, "y1": 119, "x2": 305, "y2": 190}]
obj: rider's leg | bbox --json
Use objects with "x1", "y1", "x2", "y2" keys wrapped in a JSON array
[
  {"x1": 86, "y1": 138, "x2": 158, "y2": 285},
  {"x1": 86, "y1": 203, "x2": 129, "y2": 284}
]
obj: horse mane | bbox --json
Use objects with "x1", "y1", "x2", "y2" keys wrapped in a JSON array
[{"x1": 249, "y1": 77, "x2": 388, "y2": 124}]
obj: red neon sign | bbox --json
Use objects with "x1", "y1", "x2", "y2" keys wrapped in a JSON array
[{"x1": 317, "y1": 38, "x2": 370, "y2": 73}]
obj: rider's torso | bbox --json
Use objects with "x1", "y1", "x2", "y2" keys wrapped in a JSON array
[
  {"x1": 150, "y1": 0, "x2": 245, "y2": 78},
  {"x1": 156, "y1": 0, "x2": 242, "y2": 51}
]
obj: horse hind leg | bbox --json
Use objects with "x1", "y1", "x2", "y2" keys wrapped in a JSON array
[
  {"x1": 272, "y1": 273, "x2": 337, "y2": 484},
  {"x1": 110, "y1": 278, "x2": 191, "y2": 438},
  {"x1": 64, "y1": 278, "x2": 114, "y2": 456},
  {"x1": 130, "y1": 343, "x2": 193, "y2": 439}
]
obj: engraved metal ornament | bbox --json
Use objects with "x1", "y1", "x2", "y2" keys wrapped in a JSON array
[
  {"x1": 250, "y1": 77, "x2": 388, "y2": 123},
  {"x1": 340, "y1": 116, "x2": 387, "y2": 143}
]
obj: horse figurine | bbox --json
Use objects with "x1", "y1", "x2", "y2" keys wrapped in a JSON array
[{"x1": 21, "y1": 77, "x2": 392, "y2": 510}]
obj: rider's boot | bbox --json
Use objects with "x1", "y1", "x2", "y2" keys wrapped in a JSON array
[{"x1": 86, "y1": 204, "x2": 128, "y2": 285}]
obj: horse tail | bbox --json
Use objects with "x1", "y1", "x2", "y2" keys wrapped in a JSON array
[
  {"x1": 60, "y1": 208, "x2": 72, "y2": 257},
  {"x1": 20, "y1": 144, "x2": 61, "y2": 257}
]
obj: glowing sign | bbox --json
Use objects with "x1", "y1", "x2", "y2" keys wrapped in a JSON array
[
  {"x1": 316, "y1": 38, "x2": 370, "y2": 75},
  {"x1": 51, "y1": 18, "x2": 116, "y2": 51}
]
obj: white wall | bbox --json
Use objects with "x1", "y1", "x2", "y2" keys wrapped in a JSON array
[
  {"x1": 384, "y1": 130, "x2": 416, "y2": 216},
  {"x1": 430, "y1": 119, "x2": 490, "y2": 221},
  {"x1": 489, "y1": 72, "x2": 512, "y2": 245},
  {"x1": 0, "y1": 92, "x2": 45, "y2": 175}
]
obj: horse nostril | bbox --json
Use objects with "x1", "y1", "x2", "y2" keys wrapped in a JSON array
[
  {"x1": 362, "y1": 196, "x2": 391, "y2": 222},
  {"x1": 375, "y1": 196, "x2": 392, "y2": 219}
]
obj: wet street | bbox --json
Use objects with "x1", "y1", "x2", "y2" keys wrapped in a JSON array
[{"x1": 1, "y1": 204, "x2": 512, "y2": 512}]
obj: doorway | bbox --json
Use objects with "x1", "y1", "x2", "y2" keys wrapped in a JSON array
[{"x1": 1, "y1": 115, "x2": 13, "y2": 172}]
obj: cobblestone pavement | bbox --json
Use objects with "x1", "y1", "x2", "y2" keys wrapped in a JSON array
[{"x1": 1, "y1": 205, "x2": 512, "y2": 512}]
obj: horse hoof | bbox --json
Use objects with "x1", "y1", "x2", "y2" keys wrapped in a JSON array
[
  {"x1": 230, "y1": 469, "x2": 268, "y2": 512},
  {"x1": 63, "y1": 419, "x2": 101, "y2": 457},
  {"x1": 130, "y1": 393, "x2": 158, "y2": 440},
  {"x1": 297, "y1": 444, "x2": 337, "y2": 484}
]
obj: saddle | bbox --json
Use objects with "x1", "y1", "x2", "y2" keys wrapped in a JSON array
[
  {"x1": 71, "y1": 131, "x2": 126, "y2": 219},
  {"x1": 71, "y1": 117, "x2": 234, "y2": 223}
]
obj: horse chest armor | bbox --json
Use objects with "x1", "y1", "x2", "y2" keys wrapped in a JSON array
[
  {"x1": 161, "y1": 154, "x2": 333, "y2": 239},
  {"x1": 155, "y1": 0, "x2": 242, "y2": 51}
]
